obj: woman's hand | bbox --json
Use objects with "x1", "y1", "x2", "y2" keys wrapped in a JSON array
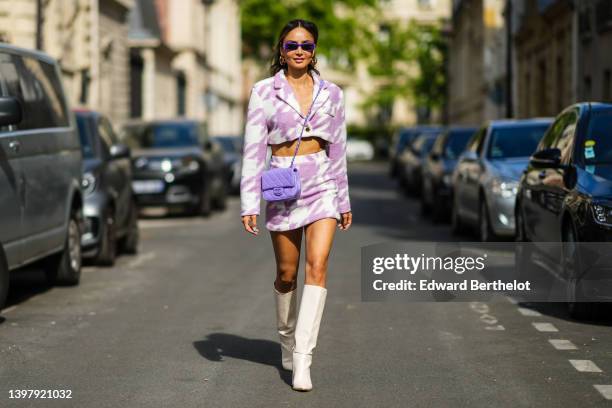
[
  {"x1": 242, "y1": 215, "x2": 260, "y2": 235},
  {"x1": 337, "y1": 211, "x2": 352, "y2": 230}
]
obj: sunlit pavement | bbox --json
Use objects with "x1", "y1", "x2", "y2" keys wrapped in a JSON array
[{"x1": 2, "y1": 159, "x2": 612, "y2": 407}]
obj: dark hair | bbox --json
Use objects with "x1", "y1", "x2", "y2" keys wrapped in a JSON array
[{"x1": 270, "y1": 19, "x2": 320, "y2": 76}]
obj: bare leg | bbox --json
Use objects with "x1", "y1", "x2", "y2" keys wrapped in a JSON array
[
  {"x1": 303, "y1": 218, "x2": 337, "y2": 288},
  {"x1": 270, "y1": 228, "x2": 303, "y2": 293}
]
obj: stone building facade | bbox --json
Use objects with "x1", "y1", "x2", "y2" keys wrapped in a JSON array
[
  {"x1": 0, "y1": 0, "x2": 134, "y2": 124},
  {"x1": 575, "y1": 0, "x2": 612, "y2": 103},
  {"x1": 448, "y1": 0, "x2": 507, "y2": 125},
  {"x1": 513, "y1": 0, "x2": 574, "y2": 118}
]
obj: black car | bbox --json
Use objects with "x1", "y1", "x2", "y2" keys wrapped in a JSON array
[
  {"x1": 0, "y1": 44, "x2": 84, "y2": 309},
  {"x1": 389, "y1": 126, "x2": 441, "y2": 179},
  {"x1": 421, "y1": 126, "x2": 477, "y2": 221},
  {"x1": 516, "y1": 103, "x2": 612, "y2": 318},
  {"x1": 213, "y1": 135, "x2": 242, "y2": 195},
  {"x1": 121, "y1": 119, "x2": 228, "y2": 216},
  {"x1": 398, "y1": 129, "x2": 442, "y2": 194},
  {"x1": 75, "y1": 110, "x2": 139, "y2": 266}
]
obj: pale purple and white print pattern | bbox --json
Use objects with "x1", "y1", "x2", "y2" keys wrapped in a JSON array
[{"x1": 240, "y1": 70, "x2": 351, "y2": 226}]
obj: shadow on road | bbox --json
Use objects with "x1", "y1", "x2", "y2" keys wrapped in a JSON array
[
  {"x1": 194, "y1": 333, "x2": 292, "y2": 385},
  {"x1": 1, "y1": 266, "x2": 53, "y2": 322},
  {"x1": 517, "y1": 301, "x2": 612, "y2": 327}
]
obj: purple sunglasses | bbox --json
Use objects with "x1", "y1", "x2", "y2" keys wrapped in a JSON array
[{"x1": 282, "y1": 41, "x2": 316, "y2": 52}]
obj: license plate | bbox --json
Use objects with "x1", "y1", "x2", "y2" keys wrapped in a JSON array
[{"x1": 132, "y1": 180, "x2": 165, "y2": 194}]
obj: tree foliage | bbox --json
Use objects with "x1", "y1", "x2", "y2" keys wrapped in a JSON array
[
  {"x1": 363, "y1": 20, "x2": 448, "y2": 124},
  {"x1": 239, "y1": 0, "x2": 378, "y2": 70}
]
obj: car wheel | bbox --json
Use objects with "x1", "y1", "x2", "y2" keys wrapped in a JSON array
[
  {"x1": 431, "y1": 197, "x2": 444, "y2": 224},
  {"x1": 515, "y1": 207, "x2": 532, "y2": 281},
  {"x1": 94, "y1": 208, "x2": 117, "y2": 266},
  {"x1": 562, "y1": 222, "x2": 594, "y2": 320},
  {"x1": 120, "y1": 199, "x2": 139, "y2": 255},
  {"x1": 451, "y1": 198, "x2": 465, "y2": 235},
  {"x1": 0, "y1": 251, "x2": 8, "y2": 311},
  {"x1": 44, "y1": 208, "x2": 82, "y2": 286},
  {"x1": 479, "y1": 200, "x2": 497, "y2": 242},
  {"x1": 193, "y1": 178, "x2": 212, "y2": 217},
  {"x1": 213, "y1": 176, "x2": 228, "y2": 211}
]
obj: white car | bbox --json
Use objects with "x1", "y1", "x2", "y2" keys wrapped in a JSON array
[{"x1": 346, "y1": 138, "x2": 374, "y2": 161}]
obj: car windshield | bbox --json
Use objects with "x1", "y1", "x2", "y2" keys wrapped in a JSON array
[
  {"x1": 123, "y1": 123, "x2": 200, "y2": 148},
  {"x1": 584, "y1": 112, "x2": 612, "y2": 164},
  {"x1": 215, "y1": 137, "x2": 239, "y2": 153},
  {"x1": 413, "y1": 133, "x2": 438, "y2": 156},
  {"x1": 76, "y1": 115, "x2": 96, "y2": 158},
  {"x1": 444, "y1": 129, "x2": 475, "y2": 159},
  {"x1": 488, "y1": 124, "x2": 550, "y2": 159},
  {"x1": 397, "y1": 129, "x2": 415, "y2": 151}
]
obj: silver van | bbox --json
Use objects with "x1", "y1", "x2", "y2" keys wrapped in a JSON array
[{"x1": 0, "y1": 44, "x2": 83, "y2": 310}]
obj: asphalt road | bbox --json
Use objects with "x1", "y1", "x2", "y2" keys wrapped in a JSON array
[{"x1": 2, "y1": 159, "x2": 612, "y2": 407}]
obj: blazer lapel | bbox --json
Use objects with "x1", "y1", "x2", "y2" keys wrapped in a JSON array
[
  {"x1": 274, "y1": 70, "x2": 304, "y2": 118},
  {"x1": 310, "y1": 73, "x2": 331, "y2": 117},
  {"x1": 273, "y1": 70, "x2": 332, "y2": 119}
]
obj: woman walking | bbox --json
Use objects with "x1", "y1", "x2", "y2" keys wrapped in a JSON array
[{"x1": 240, "y1": 19, "x2": 352, "y2": 391}]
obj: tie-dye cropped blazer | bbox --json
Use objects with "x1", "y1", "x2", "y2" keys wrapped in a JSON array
[{"x1": 240, "y1": 70, "x2": 351, "y2": 217}]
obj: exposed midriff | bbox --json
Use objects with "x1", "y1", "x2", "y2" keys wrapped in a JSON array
[{"x1": 270, "y1": 136, "x2": 327, "y2": 157}]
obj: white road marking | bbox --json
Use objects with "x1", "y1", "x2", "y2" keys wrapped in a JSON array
[
  {"x1": 518, "y1": 307, "x2": 542, "y2": 317},
  {"x1": 569, "y1": 360, "x2": 602, "y2": 373},
  {"x1": 506, "y1": 297, "x2": 518, "y2": 304},
  {"x1": 139, "y1": 219, "x2": 206, "y2": 229},
  {"x1": 594, "y1": 385, "x2": 612, "y2": 400},
  {"x1": 532, "y1": 322, "x2": 559, "y2": 332},
  {"x1": 484, "y1": 325, "x2": 505, "y2": 331},
  {"x1": 2, "y1": 305, "x2": 17, "y2": 314},
  {"x1": 548, "y1": 339, "x2": 577, "y2": 350}
]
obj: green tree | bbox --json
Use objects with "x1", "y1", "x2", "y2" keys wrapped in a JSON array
[
  {"x1": 239, "y1": 0, "x2": 379, "y2": 71},
  {"x1": 363, "y1": 20, "x2": 448, "y2": 124}
]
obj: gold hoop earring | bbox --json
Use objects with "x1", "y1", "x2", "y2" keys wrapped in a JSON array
[
  {"x1": 280, "y1": 55, "x2": 286, "y2": 65},
  {"x1": 310, "y1": 56, "x2": 317, "y2": 67}
]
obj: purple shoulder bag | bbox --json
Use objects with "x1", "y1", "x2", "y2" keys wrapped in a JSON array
[{"x1": 261, "y1": 79, "x2": 324, "y2": 202}]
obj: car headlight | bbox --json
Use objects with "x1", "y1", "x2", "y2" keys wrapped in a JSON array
[
  {"x1": 442, "y1": 173, "x2": 453, "y2": 186},
  {"x1": 591, "y1": 202, "x2": 612, "y2": 226},
  {"x1": 82, "y1": 172, "x2": 97, "y2": 195},
  {"x1": 161, "y1": 159, "x2": 173, "y2": 172},
  {"x1": 491, "y1": 179, "x2": 518, "y2": 199}
]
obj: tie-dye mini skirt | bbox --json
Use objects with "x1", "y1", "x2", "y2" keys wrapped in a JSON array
[{"x1": 265, "y1": 150, "x2": 341, "y2": 231}]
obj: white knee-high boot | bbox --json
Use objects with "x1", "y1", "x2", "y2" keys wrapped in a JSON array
[
  {"x1": 274, "y1": 286, "x2": 297, "y2": 370},
  {"x1": 292, "y1": 284, "x2": 328, "y2": 391}
]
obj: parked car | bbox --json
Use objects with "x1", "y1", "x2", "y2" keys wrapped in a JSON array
[
  {"x1": 515, "y1": 103, "x2": 612, "y2": 318},
  {"x1": 0, "y1": 44, "x2": 84, "y2": 309},
  {"x1": 451, "y1": 118, "x2": 553, "y2": 241},
  {"x1": 388, "y1": 126, "x2": 441, "y2": 178},
  {"x1": 398, "y1": 129, "x2": 443, "y2": 194},
  {"x1": 75, "y1": 110, "x2": 139, "y2": 266},
  {"x1": 212, "y1": 135, "x2": 242, "y2": 194},
  {"x1": 120, "y1": 119, "x2": 228, "y2": 216},
  {"x1": 347, "y1": 137, "x2": 374, "y2": 161},
  {"x1": 421, "y1": 126, "x2": 477, "y2": 221}
]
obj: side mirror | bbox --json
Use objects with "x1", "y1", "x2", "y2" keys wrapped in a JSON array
[
  {"x1": 0, "y1": 97, "x2": 22, "y2": 127},
  {"x1": 110, "y1": 143, "x2": 131, "y2": 159},
  {"x1": 462, "y1": 150, "x2": 478, "y2": 162},
  {"x1": 203, "y1": 140, "x2": 212, "y2": 151},
  {"x1": 530, "y1": 147, "x2": 562, "y2": 169}
]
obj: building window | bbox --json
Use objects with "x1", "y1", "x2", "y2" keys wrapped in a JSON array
[
  {"x1": 79, "y1": 69, "x2": 90, "y2": 105},
  {"x1": 604, "y1": 70, "x2": 611, "y2": 102},
  {"x1": 556, "y1": 57, "x2": 564, "y2": 112},
  {"x1": 176, "y1": 71, "x2": 186, "y2": 116},
  {"x1": 418, "y1": 0, "x2": 433, "y2": 9},
  {"x1": 584, "y1": 75, "x2": 592, "y2": 100}
]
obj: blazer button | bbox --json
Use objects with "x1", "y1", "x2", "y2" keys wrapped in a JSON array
[{"x1": 305, "y1": 126, "x2": 311, "y2": 132}]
